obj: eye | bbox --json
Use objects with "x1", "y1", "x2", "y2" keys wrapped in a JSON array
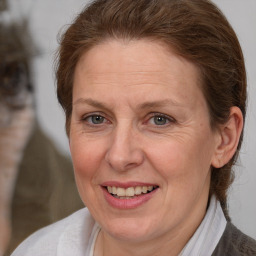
[
  {"x1": 84, "y1": 115, "x2": 106, "y2": 124},
  {"x1": 152, "y1": 116, "x2": 168, "y2": 125},
  {"x1": 148, "y1": 114, "x2": 174, "y2": 126}
]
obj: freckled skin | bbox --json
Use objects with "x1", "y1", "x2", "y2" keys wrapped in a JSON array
[{"x1": 69, "y1": 39, "x2": 221, "y2": 256}]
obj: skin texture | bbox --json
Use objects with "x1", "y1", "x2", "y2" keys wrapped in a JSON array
[{"x1": 69, "y1": 39, "x2": 242, "y2": 256}]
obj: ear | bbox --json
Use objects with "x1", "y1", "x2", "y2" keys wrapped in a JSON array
[{"x1": 211, "y1": 106, "x2": 244, "y2": 168}]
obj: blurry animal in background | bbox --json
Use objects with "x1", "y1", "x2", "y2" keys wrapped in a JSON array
[
  {"x1": 0, "y1": 21, "x2": 35, "y2": 256},
  {"x1": 0, "y1": 18, "x2": 83, "y2": 256}
]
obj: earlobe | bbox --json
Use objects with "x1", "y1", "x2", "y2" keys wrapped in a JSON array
[{"x1": 211, "y1": 107, "x2": 243, "y2": 168}]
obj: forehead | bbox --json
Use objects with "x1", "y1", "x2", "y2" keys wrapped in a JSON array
[
  {"x1": 76, "y1": 39, "x2": 199, "y2": 79},
  {"x1": 73, "y1": 39, "x2": 205, "y2": 110}
]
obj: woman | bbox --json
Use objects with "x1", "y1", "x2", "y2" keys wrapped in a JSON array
[{"x1": 12, "y1": 0, "x2": 256, "y2": 255}]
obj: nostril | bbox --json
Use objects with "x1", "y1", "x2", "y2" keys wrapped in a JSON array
[{"x1": 104, "y1": 129, "x2": 144, "y2": 171}]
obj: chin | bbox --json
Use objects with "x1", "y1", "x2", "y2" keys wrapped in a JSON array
[{"x1": 101, "y1": 216, "x2": 159, "y2": 242}]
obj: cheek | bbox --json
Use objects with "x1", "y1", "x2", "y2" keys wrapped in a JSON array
[
  {"x1": 147, "y1": 141, "x2": 196, "y2": 176},
  {"x1": 146, "y1": 134, "x2": 213, "y2": 186},
  {"x1": 70, "y1": 136, "x2": 106, "y2": 184},
  {"x1": 69, "y1": 136, "x2": 108, "y2": 210}
]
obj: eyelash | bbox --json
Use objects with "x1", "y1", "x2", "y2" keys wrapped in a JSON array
[
  {"x1": 81, "y1": 113, "x2": 108, "y2": 126},
  {"x1": 147, "y1": 113, "x2": 176, "y2": 126},
  {"x1": 81, "y1": 112, "x2": 175, "y2": 127}
]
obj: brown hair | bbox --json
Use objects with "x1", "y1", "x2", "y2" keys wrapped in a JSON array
[{"x1": 55, "y1": 0, "x2": 246, "y2": 219}]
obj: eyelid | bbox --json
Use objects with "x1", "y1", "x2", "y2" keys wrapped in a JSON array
[
  {"x1": 81, "y1": 111, "x2": 105, "y2": 120},
  {"x1": 149, "y1": 112, "x2": 175, "y2": 121},
  {"x1": 81, "y1": 112, "x2": 110, "y2": 125},
  {"x1": 147, "y1": 112, "x2": 176, "y2": 125},
  {"x1": 80, "y1": 111, "x2": 175, "y2": 125}
]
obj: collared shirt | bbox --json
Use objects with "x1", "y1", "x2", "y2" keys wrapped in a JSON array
[{"x1": 180, "y1": 196, "x2": 227, "y2": 256}]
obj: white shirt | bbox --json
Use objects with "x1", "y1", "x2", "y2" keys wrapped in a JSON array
[
  {"x1": 11, "y1": 196, "x2": 226, "y2": 256},
  {"x1": 180, "y1": 196, "x2": 227, "y2": 255}
]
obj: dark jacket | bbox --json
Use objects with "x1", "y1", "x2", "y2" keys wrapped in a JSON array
[
  {"x1": 212, "y1": 222, "x2": 256, "y2": 256},
  {"x1": 7, "y1": 124, "x2": 83, "y2": 255}
]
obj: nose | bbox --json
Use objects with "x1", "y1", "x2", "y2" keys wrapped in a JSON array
[{"x1": 105, "y1": 124, "x2": 144, "y2": 172}]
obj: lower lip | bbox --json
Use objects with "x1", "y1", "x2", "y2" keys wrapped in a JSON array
[{"x1": 102, "y1": 187, "x2": 158, "y2": 209}]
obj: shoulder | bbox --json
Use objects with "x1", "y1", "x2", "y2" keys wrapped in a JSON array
[
  {"x1": 212, "y1": 222, "x2": 256, "y2": 256},
  {"x1": 11, "y1": 208, "x2": 95, "y2": 256}
]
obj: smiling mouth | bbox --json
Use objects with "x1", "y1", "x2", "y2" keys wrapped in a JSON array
[{"x1": 104, "y1": 185, "x2": 159, "y2": 199}]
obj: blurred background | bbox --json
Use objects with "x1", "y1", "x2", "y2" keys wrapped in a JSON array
[{"x1": 1, "y1": 0, "x2": 255, "y2": 240}]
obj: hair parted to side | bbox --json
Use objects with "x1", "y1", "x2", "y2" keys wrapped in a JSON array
[{"x1": 55, "y1": 0, "x2": 246, "y2": 219}]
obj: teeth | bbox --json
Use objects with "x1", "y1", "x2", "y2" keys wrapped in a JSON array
[
  {"x1": 126, "y1": 187, "x2": 135, "y2": 197},
  {"x1": 135, "y1": 186, "x2": 142, "y2": 195},
  {"x1": 142, "y1": 186, "x2": 147, "y2": 193},
  {"x1": 106, "y1": 185, "x2": 156, "y2": 197},
  {"x1": 117, "y1": 187, "x2": 126, "y2": 197},
  {"x1": 107, "y1": 186, "x2": 112, "y2": 193},
  {"x1": 148, "y1": 186, "x2": 153, "y2": 192},
  {"x1": 112, "y1": 186, "x2": 117, "y2": 194}
]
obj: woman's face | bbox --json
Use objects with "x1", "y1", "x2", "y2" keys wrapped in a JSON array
[{"x1": 70, "y1": 39, "x2": 220, "y2": 243}]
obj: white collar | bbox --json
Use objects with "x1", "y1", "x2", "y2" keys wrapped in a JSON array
[
  {"x1": 88, "y1": 224, "x2": 101, "y2": 256},
  {"x1": 180, "y1": 196, "x2": 227, "y2": 256}
]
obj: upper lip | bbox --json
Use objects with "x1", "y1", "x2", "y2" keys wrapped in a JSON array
[{"x1": 101, "y1": 181, "x2": 158, "y2": 188}]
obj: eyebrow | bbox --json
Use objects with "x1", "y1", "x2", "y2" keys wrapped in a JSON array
[
  {"x1": 73, "y1": 98, "x2": 107, "y2": 109},
  {"x1": 73, "y1": 98, "x2": 183, "y2": 110},
  {"x1": 138, "y1": 99, "x2": 183, "y2": 109}
]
